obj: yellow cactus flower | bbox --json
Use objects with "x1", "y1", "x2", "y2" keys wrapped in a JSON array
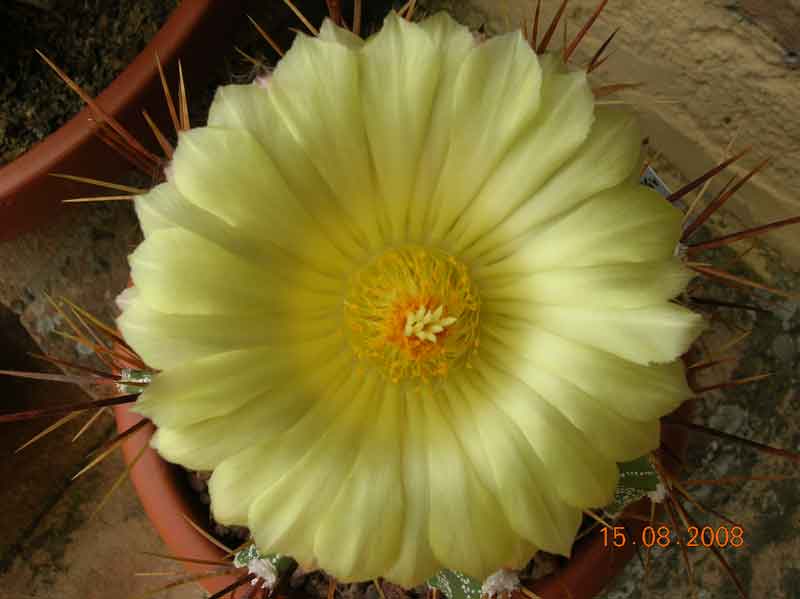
[{"x1": 118, "y1": 11, "x2": 704, "y2": 587}]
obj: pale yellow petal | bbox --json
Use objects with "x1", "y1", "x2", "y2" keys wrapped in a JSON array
[
  {"x1": 151, "y1": 346, "x2": 349, "y2": 471},
  {"x1": 117, "y1": 301, "x2": 338, "y2": 370},
  {"x1": 482, "y1": 317, "x2": 690, "y2": 422},
  {"x1": 384, "y1": 394, "x2": 440, "y2": 586},
  {"x1": 406, "y1": 12, "x2": 475, "y2": 242},
  {"x1": 440, "y1": 373, "x2": 581, "y2": 555},
  {"x1": 170, "y1": 126, "x2": 351, "y2": 273},
  {"x1": 473, "y1": 357, "x2": 619, "y2": 509},
  {"x1": 207, "y1": 83, "x2": 369, "y2": 263},
  {"x1": 135, "y1": 182, "x2": 257, "y2": 255},
  {"x1": 481, "y1": 340, "x2": 660, "y2": 462},
  {"x1": 360, "y1": 12, "x2": 440, "y2": 242},
  {"x1": 244, "y1": 373, "x2": 382, "y2": 574},
  {"x1": 133, "y1": 182, "x2": 340, "y2": 290},
  {"x1": 466, "y1": 107, "x2": 643, "y2": 263},
  {"x1": 268, "y1": 32, "x2": 384, "y2": 250},
  {"x1": 208, "y1": 367, "x2": 368, "y2": 526},
  {"x1": 422, "y1": 387, "x2": 523, "y2": 580},
  {"x1": 129, "y1": 228, "x2": 340, "y2": 316},
  {"x1": 524, "y1": 303, "x2": 705, "y2": 365},
  {"x1": 480, "y1": 260, "x2": 693, "y2": 308},
  {"x1": 476, "y1": 183, "x2": 682, "y2": 277},
  {"x1": 427, "y1": 31, "x2": 543, "y2": 243},
  {"x1": 134, "y1": 183, "x2": 175, "y2": 237},
  {"x1": 447, "y1": 54, "x2": 594, "y2": 252},
  {"x1": 135, "y1": 334, "x2": 344, "y2": 428},
  {"x1": 313, "y1": 384, "x2": 405, "y2": 581},
  {"x1": 318, "y1": 17, "x2": 364, "y2": 48}
]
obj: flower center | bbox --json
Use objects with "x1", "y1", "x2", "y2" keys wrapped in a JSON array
[{"x1": 345, "y1": 246, "x2": 480, "y2": 383}]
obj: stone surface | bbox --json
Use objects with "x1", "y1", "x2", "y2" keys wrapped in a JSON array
[
  {"x1": 0, "y1": 451, "x2": 205, "y2": 599},
  {"x1": 0, "y1": 303, "x2": 110, "y2": 571}
]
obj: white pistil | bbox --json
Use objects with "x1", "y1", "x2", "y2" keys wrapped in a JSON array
[{"x1": 403, "y1": 305, "x2": 457, "y2": 343}]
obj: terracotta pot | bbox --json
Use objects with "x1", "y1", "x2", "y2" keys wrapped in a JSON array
[
  {"x1": 115, "y1": 406, "x2": 236, "y2": 594},
  {"x1": 0, "y1": 0, "x2": 242, "y2": 242},
  {"x1": 113, "y1": 402, "x2": 689, "y2": 598}
]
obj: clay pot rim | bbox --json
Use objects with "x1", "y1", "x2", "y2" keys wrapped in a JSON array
[
  {"x1": 113, "y1": 403, "x2": 689, "y2": 598},
  {"x1": 0, "y1": 0, "x2": 236, "y2": 241}
]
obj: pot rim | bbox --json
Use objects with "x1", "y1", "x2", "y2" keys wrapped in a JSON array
[{"x1": 0, "y1": 0, "x2": 239, "y2": 241}]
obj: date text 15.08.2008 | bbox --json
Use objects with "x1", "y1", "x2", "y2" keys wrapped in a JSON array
[{"x1": 602, "y1": 525, "x2": 744, "y2": 548}]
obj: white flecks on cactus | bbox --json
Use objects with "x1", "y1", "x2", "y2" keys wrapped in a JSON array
[
  {"x1": 247, "y1": 557, "x2": 278, "y2": 590},
  {"x1": 646, "y1": 482, "x2": 668, "y2": 504},
  {"x1": 480, "y1": 569, "x2": 521, "y2": 598},
  {"x1": 116, "y1": 368, "x2": 152, "y2": 395}
]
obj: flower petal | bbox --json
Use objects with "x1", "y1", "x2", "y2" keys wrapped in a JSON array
[
  {"x1": 523, "y1": 303, "x2": 705, "y2": 365},
  {"x1": 447, "y1": 54, "x2": 594, "y2": 252},
  {"x1": 268, "y1": 32, "x2": 384, "y2": 250},
  {"x1": 170, "y1": 127, "x2": 351, "y2": 274},
  {"x1": 118, "y1": 301, "x2": 338, "y2": 370},
  {"x1": 466, "y1": 107, "x2": 643, "y2": 263},
  {"x1": 480, "y1": 260, "x2": 694, "y2": 308},
  {"x1": 129, "y1": 228, "x2": 341, "y2": 316},
  {"x1": 208, "y1": 367, "x2": 370, "y2": 526},
  {"x1": 384, "y1": 394, "x2": 440, "y2": 586},
  {"x1": 440, "y1": 373, "x2": 582, "y2": 555},
  {"x1": 476, "y1": 183, "x2": 682, "y2": 276},
  {"x1": 481, "y1": 340, "x2": 660, "y2": 462},
  {"x1": 318, "y1": 17, "x2": 364, "y2": 48},
  {"x1": 134, "y1": 183, "x2": 176, "y2": 237},
  {"x1": 135, "y1": 182, "x2": 261, "y2": 256},
  {"x1": 207, "y1": 83, "x2": 369, "y2": 263},
  {"x1": 472, "y1": 357, "x2": 619, "y2": 509},
  {"x1": 482, "y1": 317, "x2": 690, "y2": 422},
  {"x1": 244, "y1": 373, "x2": 384, "y2": 574},
  {"x1": 134, "y1": 183, "x2": 339, "y2": 289},
  {"x1": 360, "y1": 13, "x2": 440, "y2": 242},
  {"x1": 151, "y1": 345, "x2": 350, "y2": 471},
  {"x1": 135, "y1": 333, "x2": 344, "y2": 428},
  {"x1": 406, "y1": 12, "x2": 475, "y2": 242},
  {"x1": 427, "y1": 31, "x2": 543, "y2": 243},
  {"x1": 313, "y1": 384, "x2": 405, "y2": 581},
  {"x1": 422, "y1": 386, "x2": 526, "y2": 580}
]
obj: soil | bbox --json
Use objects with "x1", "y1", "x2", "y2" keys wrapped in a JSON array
[{"x1": 0, "y1": 0, "x2": 178, "y2": 165}]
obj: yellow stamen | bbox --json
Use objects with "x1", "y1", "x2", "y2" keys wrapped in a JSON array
[{"x1": 345, "y1": 246, "x2": 479, "y2": 383}]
